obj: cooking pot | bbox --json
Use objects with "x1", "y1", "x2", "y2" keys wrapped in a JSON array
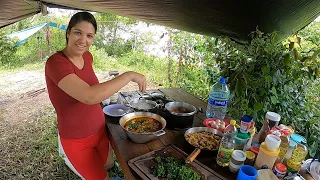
[
  {"x1": 165, "y1": 101, "x2": 202, "y2": 129},
  {"x1": 119, "y1": 112, "x2": 166, "y2": 143},
  {"x1": 127, "y1": 98, "x2": 161, "y2": 111}
]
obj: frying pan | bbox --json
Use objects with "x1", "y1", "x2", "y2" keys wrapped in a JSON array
[{"x1": 184, "y1": 127, "x2": 223, "y2": 163}]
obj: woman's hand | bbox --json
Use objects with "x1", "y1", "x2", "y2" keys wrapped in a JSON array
[{"x1": 128, "y1": 71, "x2": 147, "y2": 92}]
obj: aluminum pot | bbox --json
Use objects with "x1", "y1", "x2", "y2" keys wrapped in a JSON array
[
  {"x1": 119, "y1": 112, "x2": 166, "y2": 143},
  {"x1": 165, "y1": 101, "x2": 202, "y2": 129}
]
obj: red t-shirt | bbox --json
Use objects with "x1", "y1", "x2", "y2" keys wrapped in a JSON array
[{"x1": 45, "y1": 51, "x2": 105, "y2": 139}]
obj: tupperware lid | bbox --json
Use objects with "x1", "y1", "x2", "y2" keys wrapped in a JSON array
[
  {"x1": 290, "y1": 133, "x2": 307, "y2": 144},
  {"x1": 260, "y1": 142, "x2": 280, "y2": 156},
  {"x1": 236, "y1": 131, "x2": 251, "y2": 140},
  {"x1": 245, "y1": 151, "x2": 256, "y2": 159},
  {"x1": 265, "y1": 112, "x2": 281, "y2": 121},
  {"x1": 232, "y1": 150, "x2": 247, "y2": 162}
]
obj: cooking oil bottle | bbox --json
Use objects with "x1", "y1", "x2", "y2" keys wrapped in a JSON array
[{"x1": 216, "y1": 119, "x2": 237, "y2": 167}]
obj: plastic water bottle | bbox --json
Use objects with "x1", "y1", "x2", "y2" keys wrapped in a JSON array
[
  {"x1": 216, "y1": 119, "x2": 237, "y2": 167},
  {"x1": 206, "y1": 77, "x2": 230, "y2": 119}
]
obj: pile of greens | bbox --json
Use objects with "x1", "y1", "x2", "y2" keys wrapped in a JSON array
[{"x1": 151, "y1": 156, "x2": 201, "y2": 180}]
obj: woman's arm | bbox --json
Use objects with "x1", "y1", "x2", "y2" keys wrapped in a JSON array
[{"x1": 57, "y1": 71, "x2": 146, "y2": 105}]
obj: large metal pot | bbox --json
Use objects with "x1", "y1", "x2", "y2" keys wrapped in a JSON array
[
  {"x1": 165, "y1": 101, "x2": 202, "y2": 129},
  {"x1": 119, "y1": 112, "x2": 166, "y2": 143}
]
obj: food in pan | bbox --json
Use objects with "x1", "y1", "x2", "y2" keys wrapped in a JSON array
[
  {"x1": 152, "y1": 156, "x2": 201, "y2": 180},
  {"x1": 124, "y1": 117, "x2": 162, "y2": 133},
  {"x1": 185, "y1": 131, "x2": 221, "y2": 150},
  {"x1": 169, "y1": 106, "x2": 191, "y2": 113}
]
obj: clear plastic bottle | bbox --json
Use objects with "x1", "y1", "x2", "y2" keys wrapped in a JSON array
[
  {"x1": 206, "y1": 77, "x2": 230, "y2": 119},
  {"x1": 216, "y1": 119, "x2": 238, "y2": 167}
]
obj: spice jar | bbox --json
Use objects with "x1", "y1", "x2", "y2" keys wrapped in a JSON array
[
  {"x1": 273, "y1": 163, "x2": 287, "y2": 179},
  {"x1": 244, "y1": 151, "x2": 256, "y2": 166},
  {"x1": 254, "y1": 142, "x2": 280, "y2": 170},
  {"x1": 229, "y1": 150, "x2": 246, "y2": 173},
  {"x1": 257, "y1": 112, "x2": 281, "y2": 143}
]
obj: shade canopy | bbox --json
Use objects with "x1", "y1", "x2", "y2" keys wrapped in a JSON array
[{"x1": 1, "y1": 0, "x2": 320, "y2": 42}]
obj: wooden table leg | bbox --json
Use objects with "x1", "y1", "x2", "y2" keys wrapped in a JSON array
[{"x1": 106, "y1": 125, "x2": 135, "y2": 180}]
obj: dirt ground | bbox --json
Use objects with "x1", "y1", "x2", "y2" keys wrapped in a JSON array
[{"x1": 0, "y1": 69, "x2": 156, "y2": 125}]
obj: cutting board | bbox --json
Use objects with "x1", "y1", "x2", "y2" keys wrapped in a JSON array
[{"x1": 128, "y1": 144, "x2": 227, "y2": 180}]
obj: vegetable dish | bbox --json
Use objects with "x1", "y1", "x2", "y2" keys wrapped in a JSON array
[
  {"x1": 124, "y1": 117, "x2": 162, "y2": 133},
  {"x1": 185, "y1": 131, "x2": 221, "y2": 150}
]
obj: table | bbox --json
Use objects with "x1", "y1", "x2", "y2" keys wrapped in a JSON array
[{"x1": 105, "y1": 88, "x2": 237, "y2": 180}]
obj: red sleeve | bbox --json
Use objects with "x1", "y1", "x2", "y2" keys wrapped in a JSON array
[{"x1": 45, "y1": 53, "x2": 75, "y2": 85}]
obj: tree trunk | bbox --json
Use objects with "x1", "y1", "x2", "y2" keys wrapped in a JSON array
[{"x1": 167, "y1": 29, "x2": 173, "y2": 87}]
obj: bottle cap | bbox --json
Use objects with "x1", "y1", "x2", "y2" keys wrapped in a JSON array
[
  {"x1": 275, "y1": 163, "x2": 287, "y2": 172},
  {"x1": 241, "y1": 115, "x2": 253, "y2": 123},
  {"x1": 230, "y1": 120, "x2": 236, "y2": 126},
  {"x1": 219, "y1": 77, "x2": 226, "y2": 84},
  {"x1": 265, "y1": 112, "x2": 281, "y2": 121}
]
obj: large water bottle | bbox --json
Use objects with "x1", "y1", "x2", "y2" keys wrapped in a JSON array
[
  {"x1": 216, "y1": 119, "x2": 238, "y2": 167},
  {"x1": 206, "y1": 77, "x2": 230, "y2": 119}
]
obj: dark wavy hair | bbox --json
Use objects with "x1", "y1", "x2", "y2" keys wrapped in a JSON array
[{"x1": 66, "y1": 12, "x2": 97, "y2": 44}]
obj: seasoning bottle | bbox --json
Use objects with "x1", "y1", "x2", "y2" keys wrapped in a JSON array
[
  {"x1": 286, "y1": 142, "x2": 308, "y2": 173},
  {"x1": 277, "y1": 135, "x2": 290, "y2": 163},
  {"x1": 216, "y1": 120, "x2": 237, "y2": 167},
  {"x1": 257, "y1": 112, "x2": 281, "y2": 143},
  {"x1": 254, "y1": 142, "x2": 280, "y2": 170},
  {"x1": 273, "y1": 163, "x2": 287, "y2": 179}
]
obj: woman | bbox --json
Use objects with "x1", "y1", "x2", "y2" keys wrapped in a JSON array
[{"x1": 45, "y1": 12, "x2": 146, "y2": 180}]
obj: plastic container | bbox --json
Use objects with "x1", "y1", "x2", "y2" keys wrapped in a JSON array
[
  {"x1": 229, "y1": 150, "x2": 247, "y2": 173},
  {"x1": 244, "y1": 125, "x2": 256, "y2": 151},
  {"x1": 287, "y1": 142, "x2": 308, "y2": 173},
  {"x1": 277, "y1": 136, "x2": 289, "y2": 163},
  {"x1": 257, "y1": 169, "x2": 278, "y2": 180},
  {"x1": 236, "y1": 165, "x2": 258, "y2": 180},
  {"x1": 273, "y1": 163, "x2": 286, "y2": 179},
  {"x1": 240, "y1": 115, "x2": 253, "y2": 133},
  {"x1": 265, "y1": 134, "x2": 281, "y2": 151},
  {"x1": 245, "y1": 151, "x2": 256, "y2": 166},
  {"x1": 254, "y1": 142, "x2": 280, "y2": 170},
  {"x1": 283, "y1": 139, "x2": 296, "y2": 165},
  {"x1": 216, "y1": 120, "x2": 237, "y2": 167},
  {"x1": 250, "y1": 146, "x2": 260, "y2": 156},
  {"x1": 234, "y1": 131, "x2": 250, "y2": 150},
  {"x1": 206, "y1": 77, "x2": 230, "y2": 119},
  {"x1": 257, "y1": 112, "x2": 281, "y2": 143}
]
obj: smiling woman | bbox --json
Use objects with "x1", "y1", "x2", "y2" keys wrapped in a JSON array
[{"x1": 45, "y1": 11, "x2": 147, "y2": 180}]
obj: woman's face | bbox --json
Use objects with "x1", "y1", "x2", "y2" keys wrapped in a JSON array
[{"x1": 66, "y1": 21, "x2": 95, "y2": 55}]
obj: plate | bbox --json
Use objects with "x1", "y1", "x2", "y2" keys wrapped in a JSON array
[
  {"x1": 103, "y1": 104, "x2": 130, "y2": 117},
  {"x1": 203, "y1": 118, "x2": 229, "y2": 133},
  {"x1": 310, "y1": 161, "x2": 320, "y2": 179}
]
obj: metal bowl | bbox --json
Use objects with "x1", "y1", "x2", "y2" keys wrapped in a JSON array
[{"x1": 119, "y1": 112, "x2": 166, "y2": 143}]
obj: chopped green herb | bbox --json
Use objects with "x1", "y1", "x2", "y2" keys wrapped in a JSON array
[{"x1": 152, "y1": 156, "x2": 201, "y2": 180}]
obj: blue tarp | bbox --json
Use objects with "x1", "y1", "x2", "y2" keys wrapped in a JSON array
[{"x1": 7, "y1": 22, "x2": 66, "y2": 47}]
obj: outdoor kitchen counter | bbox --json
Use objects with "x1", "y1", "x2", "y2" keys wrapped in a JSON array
[{"x1": 105, "y1": 88, "x2": 236, "y2": 180}]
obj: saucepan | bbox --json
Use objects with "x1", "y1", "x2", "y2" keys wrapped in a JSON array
[
  {"x1": 184, "y1": 127, "x2": 223, "y2": 163},
  {"x1": 165, "y1": 101, "x2": 203, "y2": 129}
]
